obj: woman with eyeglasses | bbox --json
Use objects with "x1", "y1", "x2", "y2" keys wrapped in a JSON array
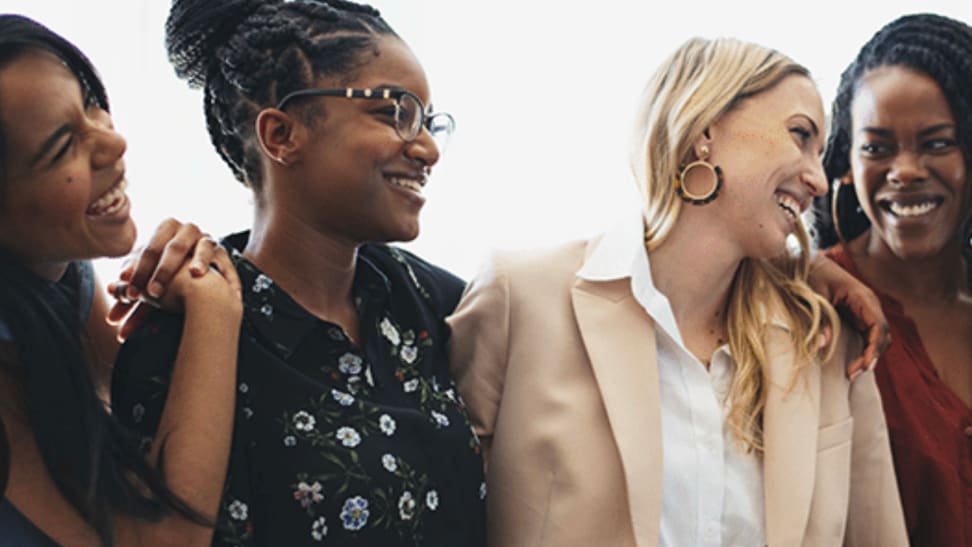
[
  {"x1": 110, "y1": 1, "x2": 485, "y2": 546},
  {"x1": 811, "y1": 13, "x2": 972, "y2": 546},
  {"x1": 0, "y1": 13, "x2": 243, "y2": 547},
  {"x1": 448, "y1": 37, "x2": 908, "y2": 546}
]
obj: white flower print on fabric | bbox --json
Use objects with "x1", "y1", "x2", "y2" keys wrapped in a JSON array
[
  {"x1": 340, "y1": 496, "x2": 370, "y2": 531},
  {"x1": 260, "y1": 303, "x2": 273, "y2": 317},
  {"x1": 283, "y1": 435, "x2": 297, "y2": 447},
  {"x1": 426, "y1": 490, "x2": 439, "y2": 511},
  {"x1": 364, "y1": 366, "x2": 375, "y2": 387},
  {"x1": 293, "y1": 481, "x2": 324, "y2": 509},
  {"x1": 379, "y1": 414, "x2": 396, "y2": 436},
  {"x1": 336, "y1": 426, "x2": 361, "y2": 448},
  {"x1": 400, "y1": 345, "x2": 418, "y2": 364},
  {"x1": 338, "y1": 353, "x2": 363, "y2": 375},
  {"x1": 228, "y1": 500, "x2": 249, "y2": 521},
  {"x1": 327, "y1": 327, "x2": 345, "y2": 341},
  {"x1": 293, "y1": 411, "x2": 316, "y2": 432},
  {"x1": 382, "y1": 454, "x2": 398, "y2": 472},
  {"x1": 242, "y1": 407, "x2": 254, "y2": 420},
  {"x1": 398, "y1": 491, "x2": 417, "y2": 521},
  {"x1": 252, "y1": 273, "x2": 273, "y2": 293},
  {"x1": 331, "y1": 389, "x2": 355, "y2": 407},
  {"x1": 431, "y1": 410, "x2": 450, "y2": 427},
  {"x1": 311, "y1": 516, "x2": 328, "y2": 541},
  {"x1": 380, "y1": 317, "x2": 401, "y2": 346},
  {"x1": 403, "y1": 379, "x2": 419, "y2": 393},
  {"x1": 131, "y1": 403, "x2": 145, "y2": 424},
  {"x1": 479, "y1": 481, "x2": 487, "y2": 500},
  {"x1": 238, "y1": 382, "x2": 249, "y2": 394}
]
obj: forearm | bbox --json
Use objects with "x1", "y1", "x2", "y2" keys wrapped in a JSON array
[{"x1": 139, "y1": 301, "x2": 241, "y2": 545}]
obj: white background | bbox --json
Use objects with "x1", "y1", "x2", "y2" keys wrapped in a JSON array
[{"x1": 4, "y1": 0, "x2": 971, "y2": 282}]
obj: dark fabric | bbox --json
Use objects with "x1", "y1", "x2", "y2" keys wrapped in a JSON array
[
  {"x1": 827, "y1": 244, "x2": 972, "y2": 547},
  {"x1": 0, "y1": 261, "x2": 93, "y2": 342},
  {"x1": 112, "y1": 232, "x2": 486, "y2": 547},
  {"x1": 0, "y1": 497, "x2": 60, "y2": 547}
]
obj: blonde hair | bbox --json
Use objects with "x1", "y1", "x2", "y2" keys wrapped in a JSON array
[{"x1": 632, "y1": 37, "x2": 839, "y2": 451}]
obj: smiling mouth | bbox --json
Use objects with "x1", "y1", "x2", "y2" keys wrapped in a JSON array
[
  {"x1": 387, "y1": 176, "x2": 425, "y2": 194},
  {"x1": 775, "y1": 192, "x2": 800, "y2": 221},
  {"x1": 86, "y1": 178, "x2": 128, "y2": 216},
  {"x1": 880, "y1": 198, "x2": 942, "y2": 218}
]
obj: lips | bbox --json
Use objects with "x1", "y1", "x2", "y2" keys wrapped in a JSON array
[
  {"x1": 86, "y1": 177, "x2": 128, "y2": 216},
  {"x1": 774, "y1": 190, "x2": 808, "y2": 223}
]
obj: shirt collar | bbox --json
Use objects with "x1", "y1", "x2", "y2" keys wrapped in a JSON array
[
  {"x1": 222, "y1": 231, "x2": 392, "y2": 360},
  {"x1": 576, "y1": 210, "x2": 688, "y2": 349}
]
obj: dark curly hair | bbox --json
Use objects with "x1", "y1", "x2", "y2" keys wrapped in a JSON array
[
  {"x1": 165, "y1": 0, "x2": 396, "y2": 193},
  {"x1": 812, "y1": 12, "x2": 972, "y2": 259}
]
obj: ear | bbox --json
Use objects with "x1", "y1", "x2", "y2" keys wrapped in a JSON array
[
  {"x1": 689, "y1": 127, "x2": 714, "y2": 161},
  {"x1": 255, "y1": 108, "x2": 303, "y2": 167}
]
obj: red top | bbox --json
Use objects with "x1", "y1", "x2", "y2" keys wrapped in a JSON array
[{"x1": 827, "y1": 244, "x2": 972, "y2": 547}]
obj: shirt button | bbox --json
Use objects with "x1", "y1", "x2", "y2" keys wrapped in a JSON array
[{"x1": 704, "y1": 522, "x2": 719, "y2": 541}]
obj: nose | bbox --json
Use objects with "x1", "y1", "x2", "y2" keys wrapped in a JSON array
[
  {"x1": 802, "y1": 157, "x2": 828, "y2": 197},
  {"x1": 90, "y1": 110, "x2": 127, "y2": 169},
  {"x1": 887, "y1": 151, "x2": 928, "y2": 185},
  {"x1": 404, "y1": 127, "x2": 440, "y2": 168}
]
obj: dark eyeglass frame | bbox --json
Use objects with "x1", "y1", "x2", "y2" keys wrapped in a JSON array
[{"x1": 275, "y1": 87, "x2": 455, "y2": 144}]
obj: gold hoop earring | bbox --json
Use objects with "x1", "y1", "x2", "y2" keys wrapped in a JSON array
[{"x1": 674, "y1": 151, "x2": 723, "y2": 206}]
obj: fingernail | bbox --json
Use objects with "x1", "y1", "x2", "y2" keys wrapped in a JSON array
[
  {"x1": 867, "y1": 357, "x2": 878, "y2": 372},
  {"x1": 849, "y1": 369, "x2": 863, "y2": 382},
  {"x1": 126, "y1": 285, "x2": 142, "y2": 301},
  {"x1": 148, "y1": 281, "x2": 163, "y2": 298}
]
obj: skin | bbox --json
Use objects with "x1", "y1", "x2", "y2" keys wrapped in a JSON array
[
  {"x1": 0, "y1": 49, "x2": 242, "y2": 545},
  {"x1": 650, "y1": 74, "x2": 828, "y2": 364},
  {"x1": 843, "y1": 65, "x2": 972, "y2": 407},
  {"x1": 245, "y1": 34, "x2": 440, "y2": 342}
]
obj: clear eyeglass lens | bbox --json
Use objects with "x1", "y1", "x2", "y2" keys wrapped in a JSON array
[{"x1": 396, "y1": 93, "x2": 423, "y2": 141}]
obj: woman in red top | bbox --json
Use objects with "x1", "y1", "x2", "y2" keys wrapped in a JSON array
[{"x1": 812, "y1": 12, "x2": 972, "y2": 546}]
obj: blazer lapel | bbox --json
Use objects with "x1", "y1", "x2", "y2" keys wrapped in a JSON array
[
  {"x1": 571, "y1": 276, "x2": 662, "y2": 547},
  {"x1": 761, "y1": 326, "x2": 821, "y2": 547}
]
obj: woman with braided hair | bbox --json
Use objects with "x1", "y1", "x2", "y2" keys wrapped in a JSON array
[
  {"x1": 111, "y1": 1, "x2": 485, "y2": 546},
  {"x1": 811, "y1": 12, "x2": 972, "y2": 546}
]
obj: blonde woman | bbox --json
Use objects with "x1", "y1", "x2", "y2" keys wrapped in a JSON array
[{"x1": 448, "y1": 38, "x2": 907, "y2": 547}]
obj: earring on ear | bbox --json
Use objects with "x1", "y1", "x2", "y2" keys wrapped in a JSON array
[
  {"x1": 274, "y1": 156, "x2": 289, "y2": 167},
  {"x1": 673, "y1": 144, "x2": 723, "y2": 205}
]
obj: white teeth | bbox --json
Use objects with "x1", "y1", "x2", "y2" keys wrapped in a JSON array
[
  {"x1": 388, "y1": 177, "x2": 424, "y2": 193},
  {"x1": 776, "y1": 194, "x2": 799, "y2": 220},
  {"x1": 888, "y1": 200, "x2": 938, "y2": 217},
  {"x1": 86, "y1": 179, "x2": 128, "y2": 216}
]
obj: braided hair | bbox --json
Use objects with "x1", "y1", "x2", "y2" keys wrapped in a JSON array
[
  {"x1": 0, "y1": 15, "x2": 206, "y2": 546},
  {"x1": 166, "y1": 0, "x2": 396, "y2": 193},
  {"x1": 812, "y1": 12, "x2": 972, "y2": 259}
]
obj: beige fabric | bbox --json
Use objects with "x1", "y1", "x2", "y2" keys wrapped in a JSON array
[{"x1": 448, "y1": 238, "x2": 907, "y2": 547}]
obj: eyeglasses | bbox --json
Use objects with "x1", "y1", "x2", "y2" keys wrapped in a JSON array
[{"x1": 276, "y1": 87, "x2": 455, "y2": 151}]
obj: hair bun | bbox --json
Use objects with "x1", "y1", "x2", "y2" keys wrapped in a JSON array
[{"x1": 165, "y1": 0, "x2": 283, "y2": 88}]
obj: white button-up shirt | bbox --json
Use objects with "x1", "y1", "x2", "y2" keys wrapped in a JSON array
[{"x1": 577, "y1": 212, "x2": 766, "y2": 547}]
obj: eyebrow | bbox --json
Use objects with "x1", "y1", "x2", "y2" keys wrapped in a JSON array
[
  {"x1": 859, "y1": 123, "x2": 956, "y2": 138},
  {"x1": 29, "y1": 124, "x2": 71, "y2": 167}
]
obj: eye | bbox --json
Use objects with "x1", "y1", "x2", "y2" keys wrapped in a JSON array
[
  {"x1": 859, "y1": 142, "x2": 891, "y2": 157},
  {"x1": 925, "y1": 137, "x2": 958, "y2": 151},
  {"x1": 49, "y1": 134, "x2": 75, "y2": 165}
]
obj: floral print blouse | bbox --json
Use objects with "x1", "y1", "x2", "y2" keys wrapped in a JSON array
[{"x1": 111, "y1": 232, "x2": 486, "y2": 547}]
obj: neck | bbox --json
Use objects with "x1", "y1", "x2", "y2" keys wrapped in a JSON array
[
  {"x1": 25, "y1": 260, "x2": 69, "y2": 283},
  {"x1": 849, "y1": 231, "x2": 968, "y2": 306},
  {"x1": 648, "y1": 212, "x2": 742, "y2": 349},
  {"x1": 244, "y1": 206, "x2": 358, "y2": 321}
]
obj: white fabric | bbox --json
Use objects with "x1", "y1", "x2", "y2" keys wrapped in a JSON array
[{"x1": 577, "y1": 213, "x2": 766, "y2": 547}]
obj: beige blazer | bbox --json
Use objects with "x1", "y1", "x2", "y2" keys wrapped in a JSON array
[{"x1": 447, "y1": 238, "x2": 907, "y2": 547}]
